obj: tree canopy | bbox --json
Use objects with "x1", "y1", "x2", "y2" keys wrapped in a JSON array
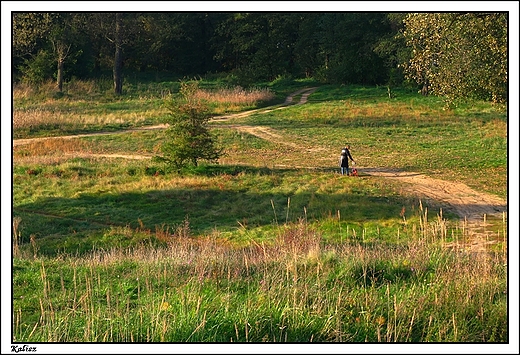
[
  {"x1": 12, "y1": 12, "x2": 509, "y2": 104},
  {"x1": 402, "y1": 13, "x2": 507, "y2": 106},
  {"x1": 158, "y1": 80, "x2": 223, "y2": 169}
]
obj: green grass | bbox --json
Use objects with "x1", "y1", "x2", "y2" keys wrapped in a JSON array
[
  {"x1": 11, "y1": 77, "x2": 508, "y2": 343},
  {"x1": 13, "y1": 225, "x2": 507, "y2": 342},
  {"x1": 14, "y1": 158, "x2": 433, "y2": 255},
  {"x1": 13, "y1": 76, "x2": 284, "y2": 139}
]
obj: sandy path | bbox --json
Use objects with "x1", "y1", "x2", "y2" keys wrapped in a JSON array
[
  {"x1": 360, "y1": 168, "x2": 506, "y2": 220},
  {"x1": 359, "y1": 167, "x2": 507, "y2": 252}
]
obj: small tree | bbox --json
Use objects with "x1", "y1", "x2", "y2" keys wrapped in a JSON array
[{"x1": 157, "y1": 80, "x2": 223, "y2": 170}]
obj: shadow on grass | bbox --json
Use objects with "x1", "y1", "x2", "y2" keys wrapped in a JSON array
[
  {"x1": 14, "y1": 176, "x2": 416, "y2": 256},
  {"x1": 181, "y1": 164, "x2": 275, "y2": 177}
]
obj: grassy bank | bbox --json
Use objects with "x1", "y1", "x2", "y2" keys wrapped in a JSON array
[{"x1": 12, "y1": 77, "x2": 278, "y2": 139}]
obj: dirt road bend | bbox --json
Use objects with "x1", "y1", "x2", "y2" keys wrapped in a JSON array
[{"x1": 361, "y1": 168, "x2": 506, "y2": 221}]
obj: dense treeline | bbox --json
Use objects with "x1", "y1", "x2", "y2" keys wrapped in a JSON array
[{"x1": 12, "y1": 12, "x2": 508, "y2": 105}]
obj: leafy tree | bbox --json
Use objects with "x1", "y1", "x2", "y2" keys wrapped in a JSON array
[
  {"x1": 48, "y1": 13, "x2": 81, "y2": 92},
  {"x1": 157, "y1": 80, "x2": 223, "y2": 170},
  {"x1": 13, "y1": 13, "x2": 54, "y2": 84},
  {"x1": 402, "y1": 13, "x2": 507, "y2": 106},
  {"x1": 373, "y1": 13, "x2": 410, "y2": 88},
  {"x1": 68, "y1": 13, "x2": 135, "y2": 93},
  {"x1": 89, "y1": 12, "x2": 129, "y2": 94},
  {"x1": 13, "y1": 13, "x2": 86, "y2": 91},
  {"x1": 113, "y1": 13, "x2": 123, "y2": 94},
  {"x1": 293, "y1": 13, "x2": 322, "y2": 78},
  {"x1": 213, "y1": 13, "x2": 299, "y2": 83},
  {"x1": 12, "y1": 13, "x2": 51, "y2": 56},
  {"x1": 14, "y1": 12, "x2": 457, "y2": 90},
  {"x1": 126, "y1": 13, "x2": 194, "y2": 73}
]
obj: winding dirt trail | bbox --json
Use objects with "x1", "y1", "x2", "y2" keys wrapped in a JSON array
[
  {"x1": 13, "y1": 87, "x2": 507, "y2": 248},
  {"x1": 211, "y1": 87, "x2": 507, "y2": 232},
  {"x1": 208, "y1": 87, "x2": 318, "y2": 121}
]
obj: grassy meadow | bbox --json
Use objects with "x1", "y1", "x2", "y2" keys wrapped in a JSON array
[{"x1": 11, "y1": 76, "x2": 508, "y2": 343}]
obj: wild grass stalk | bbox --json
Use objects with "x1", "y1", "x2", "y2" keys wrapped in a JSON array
[{"x1": 13, "y1": 217, "x2": 22, "y2": 257}]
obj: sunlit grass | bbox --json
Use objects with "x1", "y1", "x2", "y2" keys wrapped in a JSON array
[
  {"x1": 195, "y1": 86, "x2": 276, "y2": 114},
  {"x1": 13, "y1": 101, "x2": 168, "y2": 138},
  {"x1": 221, "y1": 88, "x2": 506, "y2": 199}
]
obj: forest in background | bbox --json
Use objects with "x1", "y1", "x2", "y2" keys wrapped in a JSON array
[{"x1": 12, "y1": 12, "x2": 508, "y2": 106}]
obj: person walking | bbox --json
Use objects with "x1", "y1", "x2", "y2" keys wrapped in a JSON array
[{"x1": 339, "y1": 144, "x2": 355, "y2": 175}]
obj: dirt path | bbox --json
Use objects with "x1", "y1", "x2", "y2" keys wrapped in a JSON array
[
  {"x1": 359, "y1": 167, "x2": 507, "y2": 252},
  {"x1": 220, "y1": 124, "x2": 301, "y2": 148},
  {"x1": 13, "y1": 87, "x2": 507, "y2": 249},
  {"x1": 208, "y1": 87, "x2": 318, "y2": 121},
  {"x1": 360, "y1": 167, "x2": 506, "y2": 220},
  {"x1": 210, "y1": 87, "x2": 507, "y2": 230},
  {"x1": 12, "y1": 124, "x2": 170, "y2": 147},
  {"x1": 207, "y1": 87, "x2": 318, "y2": 148}
]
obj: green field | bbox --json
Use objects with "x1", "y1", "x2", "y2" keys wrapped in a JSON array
[{"x1": 11, "y1": 78, "x2": 508, "y2": 343}]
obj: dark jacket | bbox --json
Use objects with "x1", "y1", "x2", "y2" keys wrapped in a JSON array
[{"x1": 339, "y1": 148, "x2": 354, "y2": 167}]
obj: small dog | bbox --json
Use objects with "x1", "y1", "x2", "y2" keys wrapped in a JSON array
[{"x1": 351, "y1": 168, "x2": 358, "y2": 176}]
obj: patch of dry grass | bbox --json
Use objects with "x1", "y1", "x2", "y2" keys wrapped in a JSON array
[
  {"x1": 13, "y1": 138, "x2": 93, "y2": 165},
  {"x1": 13, "y1": 81, "x2": 54, "y2": 101},
  {"x1": 13, "y1": 108, "x2": 68, "y2": 131},
  {"x1": 195, "y1": 86, "x2": 275, "y2": 105},
  {"x1": 194, "y1": 86, "x2": 275, "y2": 114},
  {"x1": 13, "y1": 106, "x2": 165, "y2": 133},
  {"x1": 13, "y1": 81, "x2": 273, "y2": 135}
]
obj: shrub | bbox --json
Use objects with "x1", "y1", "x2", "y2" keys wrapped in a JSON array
[{"x1": 157, "y1": 80, "x2": 223, "y2": 170}]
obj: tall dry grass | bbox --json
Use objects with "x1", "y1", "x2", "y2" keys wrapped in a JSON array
[
  {"x1": 13, "y1": 138, "x2": 94, "y2": 166},
  {"x1": 13, "y1": 106, "x2": 161, "y2": 134},
  {"x1": 195, "y1": 86, "x2": 275, "y2": 106},
  {"x1": 13, "y1": 212, "x2": 507, "y2": 342},
  {"x1": 13, "y1": 81, "x2": 273, "y2": 135},
  {"x1": 194, "y1": 86, "x2": 275, "y2": 114}
]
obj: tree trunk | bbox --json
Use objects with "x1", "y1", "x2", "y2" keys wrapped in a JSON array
[
  {"x1": 57, "y1": 59, "x2": 64, "y2": 92},
  {"x1": 113, "y1": 13, "x2": 123, "y2": 95},
  {"x1": 325, "y1": 53, "x2": 329, "y2": 70},
  {"x1": 54, "y1": 40, "x2": 68, "y2": 93},
  {"x1": 421, "y1": 77, "x2": 429, "y2": 96}
]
